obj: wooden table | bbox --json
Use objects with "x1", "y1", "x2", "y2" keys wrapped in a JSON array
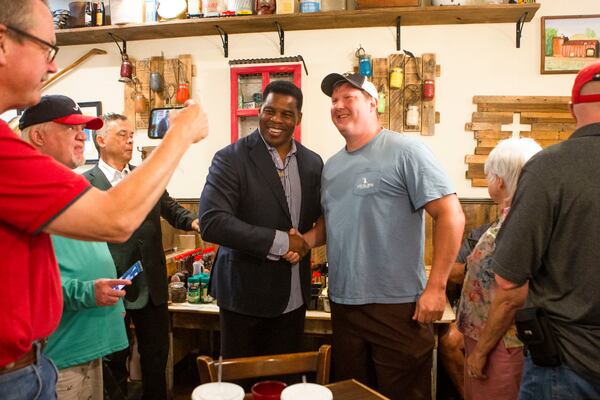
[
  {"x1": 238, "y1": 379, "x2": 389, "y2": 400},
  {"x1": 327, "y1": 379, "x2": 391, "y2": 399},
  {"x1": 168, "y1": 302, "x2": 455, "y2": 399}
]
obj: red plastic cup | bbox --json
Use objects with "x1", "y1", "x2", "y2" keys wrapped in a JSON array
[{"x1": 251, "y1": 380, "x2": 287, "y2": 400}]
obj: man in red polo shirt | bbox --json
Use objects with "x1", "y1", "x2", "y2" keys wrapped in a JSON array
[{"x1": 0, "y1": 1, "x2": 209, "y2": 398}]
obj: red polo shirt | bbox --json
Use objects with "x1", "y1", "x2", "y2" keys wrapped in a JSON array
[{"x1": 0, "y1": 121, "x2": 90, "y2": 366}]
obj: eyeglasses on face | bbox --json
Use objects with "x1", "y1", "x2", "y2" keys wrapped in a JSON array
[{"x1": 5, "y1": 25, "x2": 59, "y2": 63}]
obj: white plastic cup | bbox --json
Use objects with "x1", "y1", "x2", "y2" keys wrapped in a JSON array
[
  {"x1": 280, "y1": 383, "x2": 333, "y2": 400},
  {"x1": 191, "y1": 382, "x2": 245, "y2": 400}
]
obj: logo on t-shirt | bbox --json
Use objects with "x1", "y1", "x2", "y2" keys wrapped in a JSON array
[{"x1": 356, "y1": 177, "x2": 375, "y2": 190}]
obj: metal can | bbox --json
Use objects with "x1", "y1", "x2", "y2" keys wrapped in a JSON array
[
  {"x1": 423, "y1": 79, "x2": 435, "y2": 101},
  {"x1": 187, "y1": 276, "x2": 201, "y2": 304}
]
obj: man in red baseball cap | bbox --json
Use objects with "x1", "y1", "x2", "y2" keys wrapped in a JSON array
[
  {"x1": 465, "y1": 62, "x2": 600, "y2": 399},
  {"x1": 19, "y1": 95, "x2": 103, "y2": 169},
  {"x1": 569, "y1": 61, "x2": 600, "y2": 119}
]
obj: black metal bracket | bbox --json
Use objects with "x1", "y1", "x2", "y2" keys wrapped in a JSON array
[
  {"x1": 396, "y1": 17, "x2": 401, "y2": 52},
  {"x1": 216, "y1": 25, "x2": 229, "y2": 58},
  {"x1": 108, "y1": 32, "x2": 127, "y2": 57},
  {"x1": 274, "y1": 22, "x2": 285, "y2": 55},
  {"x1": 516, "y1": 12, "x2": 527, "y2": 48}
]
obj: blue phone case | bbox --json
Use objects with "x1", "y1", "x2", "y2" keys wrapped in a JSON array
[{"x1": 113, "y1": 261, "x2": 143, "y2": 290}]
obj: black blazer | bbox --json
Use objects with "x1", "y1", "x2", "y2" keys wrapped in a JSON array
[
  {"x1": 84, "y1": 165, "x2": 195, "y2": 307},
  {"x1": 199, "y1": 130, "x2": 323, "y2": 318}
]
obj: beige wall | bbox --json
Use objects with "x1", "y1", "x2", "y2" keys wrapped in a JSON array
[{"x1": 45, "y1": 0, "x2": 595, "y2": 198}]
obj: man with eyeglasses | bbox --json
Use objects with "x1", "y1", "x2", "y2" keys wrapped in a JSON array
[{"x1": 0, "y1": 1, "x2": 209, "y2": 398}]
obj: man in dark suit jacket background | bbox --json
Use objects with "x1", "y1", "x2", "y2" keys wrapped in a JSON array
[
  {"x1": 200, "y1": 80, "x2": 323, "y2": 358},
  {"x1": 84, "y1": 113, "x2": 199, "y2": 400}
]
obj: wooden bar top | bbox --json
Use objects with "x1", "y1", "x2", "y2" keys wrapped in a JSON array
[
  {"x1": 168, "y1": 300, "x2": 455, "y2": 323},
  {"x1": 240, "y1": 379, "x2": 389, "y2": 400}
]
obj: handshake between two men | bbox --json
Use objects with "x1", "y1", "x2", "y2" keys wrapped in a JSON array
[
  {"x1": 284, "y1": 228, "x2": 310, "y2": 264},
  {"x1": 283, "y1": 217, "x2": 326, "y2": 264}
]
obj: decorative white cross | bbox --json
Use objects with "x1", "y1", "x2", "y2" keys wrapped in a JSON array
[{"x1": 501, "y1": 113, "x2": 531, "y2": 139}]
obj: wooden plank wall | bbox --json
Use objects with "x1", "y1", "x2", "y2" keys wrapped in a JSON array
[
  {"x1": 465, "y1": 96, "x2": 575, "y2": 187},
  {"x1": 389, "y1": 53, "x2": 405, "y2": 132},
  {"x1": 124, "y1": 54, "x2": 194, "y2": 131},
  {"x1": 164, "y1": 198, "x2": 498, "y2": 267},
  {"x1": 371, "y1": 52, "x2": 439, "y2": 135},
  {"x1": 160, "y1": 200, "x2": 203, "y2": 252}
]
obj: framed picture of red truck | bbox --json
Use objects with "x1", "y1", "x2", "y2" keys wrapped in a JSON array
[{"x1": 541, "y1": 15, "x2": 600, "y2": 74}]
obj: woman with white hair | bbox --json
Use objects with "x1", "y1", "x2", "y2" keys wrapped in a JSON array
[{"x1": 456, "y1": 137, "x2": 542, "y2": 400}]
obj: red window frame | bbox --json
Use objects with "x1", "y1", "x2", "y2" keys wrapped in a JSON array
[{"x1": 230, "y1": 64, "x2": 302, "y2": 143}]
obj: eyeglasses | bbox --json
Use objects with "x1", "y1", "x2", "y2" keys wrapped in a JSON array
[{"x1": 5, "y1": 26, "x2": 59, "y2": 63}]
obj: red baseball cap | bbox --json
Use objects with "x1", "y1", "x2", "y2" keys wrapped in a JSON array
[
  {"x1": 19, "y1": 95, "x2": 103, "y2": 130},
  {"x1": 571, "y1": 62, "x2": 600, "y2": 105}
]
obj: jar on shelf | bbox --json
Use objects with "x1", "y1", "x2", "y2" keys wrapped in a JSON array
[
  {"x1": 390, "y1": 67, "x2": 404, "y2": 89},
  {"x1": 406, "y1": 105, "x2": 420, "y2": 127},
  {"x1": 422, "y1": 79, "x2": 435, "y2": 101},
  {"x1": 256, "y1": 0, "x2": 276, "y2": 14},
  {"x1": 169, "y1": 282, "x2": 187, "y2": 303}
]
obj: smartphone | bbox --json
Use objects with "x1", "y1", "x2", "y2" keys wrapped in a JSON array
[
  {"x1": 148, "y1": 107, "x2": 183, "y2": 139},
  {"x1": 113, "y1": 260, "x2": 143, "y2": 290}
]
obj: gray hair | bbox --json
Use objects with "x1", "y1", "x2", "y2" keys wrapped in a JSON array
[
  {"x1": 0, "y1": 0, "x2": 48, "y2": 39},
  {"x1": 484, "y1": 138, "x2": 542, "y2": 199},
  {"x1": 20, "y1": 121, "x2": 52, "y2": 143},
  {"x1": 93, "y1": 113, "x2": 128, "y2": 153}
]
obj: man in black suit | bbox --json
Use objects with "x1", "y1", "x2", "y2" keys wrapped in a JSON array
[
  {"x1": 84, "y1": 113, "x2": 198, "y2": 400},
  {"x1": 199, "y1": 80, "x2": 323, "y2": 358}
]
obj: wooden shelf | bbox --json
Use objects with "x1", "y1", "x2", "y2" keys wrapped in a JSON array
[{"x1": 55, "y1": 4, "x2": 540, "y2": 46}]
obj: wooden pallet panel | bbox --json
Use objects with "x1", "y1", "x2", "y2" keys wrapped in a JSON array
[
  {"x1": 403, "y1": 56, "x2": 422, "y2": 132},
  {"x1": 125, "y1": 54, "x2": 194, "y2": 131},
  {"x1": 372, "y1": 57, "x2": 390, "y2": 130},
  {"x1": 388, "y1": 53, "x2": 405, "y2": 132},
  {"x1": 124, "y1": 57, "x2": 137, "y2": 126},
  {"x1": 465, "y1": 96, "x2": 575, "y2": 187},
  {"x1": 421, "y1": 53, "x2": 436, "y2": 136}
]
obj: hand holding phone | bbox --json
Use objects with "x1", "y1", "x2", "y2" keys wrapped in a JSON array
[
  {"x1": 148, "y1": 107, "x2": 183, "y2": 139},
  {"x1": 96, "y1": 278, "x2": 131, "y2": 306},
  {"x1": 113, "y1": 261, "x2": 143, "y2": 290}
]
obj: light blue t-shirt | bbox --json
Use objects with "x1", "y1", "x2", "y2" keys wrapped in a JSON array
[{"x1": 322, "y1": 129, "x2": 454, "y2": 305}]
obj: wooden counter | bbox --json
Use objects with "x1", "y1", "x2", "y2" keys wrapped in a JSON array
[{"x1": 167, "y1": 301, "x2": 455, "y2": 398}]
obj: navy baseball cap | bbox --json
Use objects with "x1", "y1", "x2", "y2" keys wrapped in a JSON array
[{"x1": 19, "y1": 95, "x2": 103, "y2": 130}]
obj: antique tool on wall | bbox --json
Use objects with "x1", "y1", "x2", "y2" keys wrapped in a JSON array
[
  {"x1": 175, "y1": 60, "x2": 189, "y2": 104},
  {"x1": 41, "y1": 47, "x2": 107, "y2": 90},
  {"x1": 165, "y1": 83, "x2": 176, "y2": 105},
  {"x1": 149, "y1": 69, "x2": 163, "y2": 109},
  {"x1": 355, "y1": 45, "x2": 372, "y2": 78},
  {"x1": 109, "y1": 33, "x2": 133, "y2": 83},
  {"x1": 132, "y1": 78, "x2": 148, "y2": 113},
  {"x1": 149, "y1": 71, "x2": 163, "y2": 93}
]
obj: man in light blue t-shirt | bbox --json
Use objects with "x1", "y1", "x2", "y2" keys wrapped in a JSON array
[{"x1": 298, "y1": 72, "x2": 464, "y2": 400}]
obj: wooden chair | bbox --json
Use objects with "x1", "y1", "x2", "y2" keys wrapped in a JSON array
[{"x1": 196, "y1": 344, "x2": 331, "y2": 385}]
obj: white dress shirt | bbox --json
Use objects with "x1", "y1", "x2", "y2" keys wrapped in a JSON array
[{"x1": 98, "y1": 159, "x2": 131, "y2": 187}]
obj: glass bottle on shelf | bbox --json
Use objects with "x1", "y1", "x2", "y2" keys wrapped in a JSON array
[{"x1": 95, "y1": 1, "x2": 105, "y2": 26}]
